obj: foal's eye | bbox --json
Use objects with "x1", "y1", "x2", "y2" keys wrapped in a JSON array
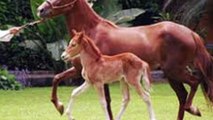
[{"x1": 71, "y1": 43, "x2": 76, "y2": 47}]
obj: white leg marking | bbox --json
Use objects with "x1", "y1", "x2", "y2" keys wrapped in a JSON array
[
  {"x1": 134, "y1": 83, "x2": 156, "y2": 120},
  {"x1": 65, "y1": 82, "x2": 90, "y2": 120},
  {"x1": 94, "y1": 84, "x2": 111, "y2": 120},
  {"x1": 116, "y1": 80, "x2": 130, "y2": 120}
]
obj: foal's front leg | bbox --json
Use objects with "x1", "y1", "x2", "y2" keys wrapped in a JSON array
[
  {"x1": 94, "y1": 83, "x2": 112, "y2": 120},
  {"x1": 65, "y1": 82, "x2": 90, "y2": 120}
]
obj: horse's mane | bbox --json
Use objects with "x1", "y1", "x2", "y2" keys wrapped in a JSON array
[
  {"x1": 79, "y1": 0, "x2": 118, "y2": 28},
  {"x1": 79, "y1": 0, "x2": 102, "y2": 21},
  {"x1": 103, "y1": 20, "x2": 118, "y2": 28}
]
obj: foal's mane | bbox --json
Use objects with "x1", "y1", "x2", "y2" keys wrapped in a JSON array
[{"x1": 82, "y1": 34, "x2": 102, "y2": 58}]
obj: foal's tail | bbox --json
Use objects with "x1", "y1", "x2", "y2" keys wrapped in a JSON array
[
  {"x1": 142, "y1": 62, "x2": 152, "y2": 92},
  {"x1": 192, "y1": 32, "x2": 213, "y2": 105}
]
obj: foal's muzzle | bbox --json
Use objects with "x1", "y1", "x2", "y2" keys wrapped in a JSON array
[{"x1": 61, "y1": 52, "x2": 70, "y2": 61}]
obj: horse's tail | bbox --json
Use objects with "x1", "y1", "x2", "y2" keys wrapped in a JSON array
[{"x1": 192, "y1": 32, "x2": 213, "y2": 105}]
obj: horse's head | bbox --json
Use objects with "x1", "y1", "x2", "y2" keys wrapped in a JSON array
[
  {"x1": 37, "y1": 0, "x2": 77, "y2": 18},
  {"x1": 61, "y1": 30, "x2": 84, "y2": 61}
]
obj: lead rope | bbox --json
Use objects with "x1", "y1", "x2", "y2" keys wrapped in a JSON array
[{"x1": 0, "y1": 19, "x2": 45, "y2": 42}]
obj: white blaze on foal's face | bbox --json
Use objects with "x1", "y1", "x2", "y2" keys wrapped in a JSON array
[
  {"x1": 65, "y1": 32, "x2": 84, "y2": 59},
  {"x1": 64, "y1": 40, "x2": 79, "y2": 60}
]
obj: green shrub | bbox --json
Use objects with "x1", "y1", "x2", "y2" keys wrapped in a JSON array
[{"x1": 0, "y1": 68, "x2": 22, "y2": 90}]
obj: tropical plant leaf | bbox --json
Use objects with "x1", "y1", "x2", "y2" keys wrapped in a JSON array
[{"x1": 107, "y1": 8, "x2": 146, "y2": 24}]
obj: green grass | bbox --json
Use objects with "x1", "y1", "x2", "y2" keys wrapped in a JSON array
[{"x1": 0, "y1": 83, "x2": 212, "y2": 120}]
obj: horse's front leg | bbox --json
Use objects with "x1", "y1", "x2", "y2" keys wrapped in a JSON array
[
  {"x1": 65, "y1": 81, "x2": 90, "y2": 120},
  {"x1": 94, "y1": 83, "x2": 112, "y2": 120},
  {"x1": 104, "y1": 84, "x2": 114, "y2": 120},
  {"x1": 51, "y1": 67, "x2": 80, "y2": 115}
]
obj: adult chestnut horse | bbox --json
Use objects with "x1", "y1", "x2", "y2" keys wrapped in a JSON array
[{"x1": 37, "y1": 0, "x2": 213, "y2": 120}]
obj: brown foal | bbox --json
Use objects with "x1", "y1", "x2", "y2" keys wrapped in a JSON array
[{"x1": 61, "y1": 30, "x2": 156, "y2": 120}]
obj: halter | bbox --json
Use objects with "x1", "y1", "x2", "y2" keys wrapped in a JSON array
[{"x1": 46, "y1": 0, "x2": 77, "y2": 10}]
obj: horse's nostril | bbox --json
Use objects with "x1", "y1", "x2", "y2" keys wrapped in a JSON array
[
  {"x1": 37, "y1": 8, "x2": 48, "y2": 17},
  {"x1": 39, "y1": 8, "x2": 45, "y2": 14}
]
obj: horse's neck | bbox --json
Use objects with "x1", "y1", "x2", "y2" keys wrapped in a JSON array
[
  {"x1": 65, "y1": 0, "x2": 102, "y2": 35},
  {"x1": 80, "y1": 38, "x2": 102, "y2": 66}
]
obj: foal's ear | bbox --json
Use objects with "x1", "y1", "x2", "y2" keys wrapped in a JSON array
[
  {"x1": 79, "y1": 31, "x2": 84, "y2": 40},
  {"x1": 82, "y1": 30, "x2": 85, "y2": 35},
  {"x1": 72, "y1": 29, "x2": 77, "y2": 35}
]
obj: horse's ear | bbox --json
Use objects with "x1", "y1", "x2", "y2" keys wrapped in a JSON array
[{"x1": 72, "y1": 29, "x2": 77, "y2": 35}]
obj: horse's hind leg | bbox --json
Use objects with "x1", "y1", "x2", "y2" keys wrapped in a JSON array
[
  {"x1": 185, "y1": 80, "x2": 201, "y2": 116},
  {"x1": 116, "y1": 79, "x2": 130, "y2": 120},
  {"x1": 167, "y1": 79, "x2": 187, "y2": 120},
  {"x1": 167, "y1": 73, "x2": 201, "y2": 120},
  {"x1": 179, "y1": 71, "x2": 201, "y2": 116},
  {"x1": 163, "y1": 57, "x2": 201, "y2": 120}
]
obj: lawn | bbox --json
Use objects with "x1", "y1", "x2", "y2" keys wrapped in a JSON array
[{"x1": 0, "y1": 83, "x2": 212, "y2": 120}]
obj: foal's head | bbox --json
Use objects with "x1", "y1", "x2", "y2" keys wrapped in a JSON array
[
  {"x1": 37, "y1": 0, "x2": 78, "y2": 18},
  {"x1": 61, "y1": 30, "x2": 84, "y2": 61}
]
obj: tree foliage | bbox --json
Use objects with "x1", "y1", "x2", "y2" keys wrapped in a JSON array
[
  {"x1": 0, "y1": 68, "x2": 22, "y2": 90},
  {"x1": 0, "y1": 0, "x2": 67, "y2": 71}
]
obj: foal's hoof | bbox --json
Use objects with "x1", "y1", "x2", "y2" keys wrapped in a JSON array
[
  {"x1": 56, "y1": 101, "x2": 64, "y2": 115},
  {"x1": 70, "y1": 117, "x2": 75, "y2": 120},
  {"x1": 68, "y1": 116, "x2": 75, "y2": 120}
]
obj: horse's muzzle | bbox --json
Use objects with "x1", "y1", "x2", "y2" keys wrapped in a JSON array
[{"x1": 37, "y1": 7, "x2": 52, "y2": 18}]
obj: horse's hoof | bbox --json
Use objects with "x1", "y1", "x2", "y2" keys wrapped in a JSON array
[
  {"x1": 186, "y1": 106, "x2": 202, "y2": 117},
  {"x1": 56, "y1": 101, "x2": 64, "y2": 115},
  {"x1": 195, "y1": 108, "x2": 202, "y2": 117}
]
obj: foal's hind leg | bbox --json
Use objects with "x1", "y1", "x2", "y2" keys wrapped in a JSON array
[
  {"x1": 116, "y1": 79, "x2": 130, "y2": 120},
  {"x1": 127, "y1": 72, "x2": 155, "y2": 120},
  {"x1": 133, "y1": 83, "x2": 156, "y2": 120},
  {"x1": 94, "y1": 83, "x2": 111, "y2": 120}
]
